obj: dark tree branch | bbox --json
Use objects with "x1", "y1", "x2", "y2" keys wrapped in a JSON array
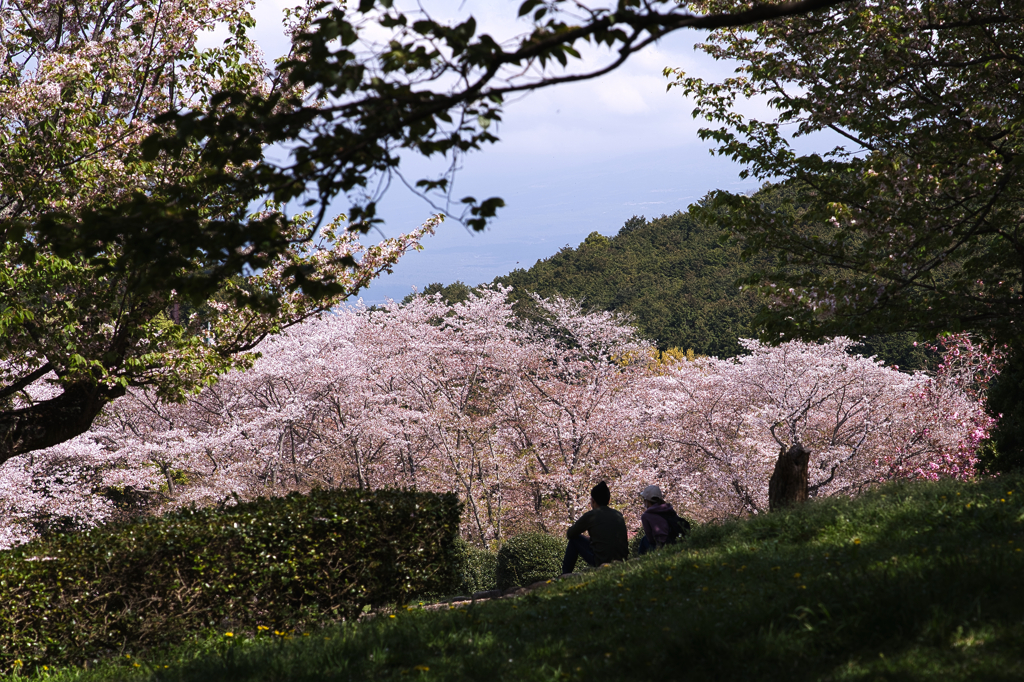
[
  {"x1": 0, "y1": 382, "x2": 126, "y2": 467},
  {"x1": 0, "y1": 363, "x2": 53, "y2": 402}
]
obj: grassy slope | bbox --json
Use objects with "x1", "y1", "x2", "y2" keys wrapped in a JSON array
[{"x1": 17, "y1": 473, "x2": 1024, "y2": 682}]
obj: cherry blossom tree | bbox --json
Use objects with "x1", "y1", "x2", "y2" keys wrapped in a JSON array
[
  {"x1": 643, "y1": 338, "x2": 995, "y2": 520},
  {"x1": 498, "y1": 296, "x2": 653, "y2": 532},
  {"x1": 371, "y1": 292, "x2": 530, "y2": 542},
  {"x1": 0, "y1": 293, "x2": 994, "y2": 548},
  {"x1": 0, "y1": 288, "x2": 654, "y2": 546},
  {"x1": 0, "y1": 1, "x2": 437, "y2": 462},
  {"x1": 332, "y1": 290, "x2": 654, "y2": 541}
]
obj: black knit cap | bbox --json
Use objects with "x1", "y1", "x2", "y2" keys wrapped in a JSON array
[{"x1": 591, "y1": 481, "x2": 611, "y2": 506}]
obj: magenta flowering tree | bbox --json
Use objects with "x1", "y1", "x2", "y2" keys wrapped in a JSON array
[{"x1": 926, "y1": 334, "x2": 1007, "y2": 405}]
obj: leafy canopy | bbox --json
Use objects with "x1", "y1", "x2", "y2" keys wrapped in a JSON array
[
  {"x1": 22, "y1": 0, "x2": 850, "y2": 304},
  {"x1": 0, "y1": 0, "x2": 434, "y2": 463},
  {"x1": 674, "y1": 0, "x2": 1024, "y2": 345}
]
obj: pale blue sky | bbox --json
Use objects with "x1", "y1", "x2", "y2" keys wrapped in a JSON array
[{"x1": 243, "y1": 1, "x2": 778, "y2": 303}]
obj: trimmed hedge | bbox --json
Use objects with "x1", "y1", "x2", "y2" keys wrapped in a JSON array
[
  {"x1": 496, "y1": 532, "x2": 578, "y2": 589},
  {"x1": 0, "y1": 488, "x2": 461, "y2": 668}
]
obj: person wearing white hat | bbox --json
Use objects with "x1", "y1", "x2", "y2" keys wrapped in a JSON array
[{"x1": 637, "y1": 484, "x2": 689, "y2": 556}]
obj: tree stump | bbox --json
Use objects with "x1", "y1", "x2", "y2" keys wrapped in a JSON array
[{"x1": 768, "y1": 442, "x2": 809, "y2": 511}]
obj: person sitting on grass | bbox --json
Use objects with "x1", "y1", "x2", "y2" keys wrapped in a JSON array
[
  {"x1": 561, "y1": 481, "x2": 628, "y2": 575},
  {"x1": 637, "y1": 484, "x2": 690, "y2": 556}
]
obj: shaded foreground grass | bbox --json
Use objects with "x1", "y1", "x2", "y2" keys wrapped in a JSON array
[{"x1": 11, "y1": 473, "x2": 1024, "y2": 681}]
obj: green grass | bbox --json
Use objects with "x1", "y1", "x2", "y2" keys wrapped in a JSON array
[{"x1": 9, "y1": 474, "x2": 1024, "y2": 681}]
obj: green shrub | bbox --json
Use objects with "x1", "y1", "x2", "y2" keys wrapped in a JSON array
[
  {"x1": 0, "y1": 488, "x2": 461, "y2": 669},
  {"x1": 496, "y1": 532, "x2": 577, "y2": 589},
  {"x1": 415, "y1": 539, "x2": 498, "y2": 600},
  {"x1": 453, "y1": 539, "x2": 498, "y2": 594}
]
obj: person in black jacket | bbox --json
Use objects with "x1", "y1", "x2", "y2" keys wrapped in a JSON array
[
  {"x1": 637, "y1": 484, "x2": 689, "y2": 555},
  {"x1": 561, "y1": 481, "x2": 628, "y2": 575}
]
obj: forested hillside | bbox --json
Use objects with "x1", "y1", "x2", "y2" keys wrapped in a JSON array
[
  {"x1": 416, "y1": 186, "x2": 928, "y2": 367},
  {"x1": 495, "y1": 204, "x2": 767, "y2": 358}
]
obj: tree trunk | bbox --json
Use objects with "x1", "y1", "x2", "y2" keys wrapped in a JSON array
[
  {"x1": 769, "y1": 442, "x2": 809, "y2": 511},
  {"x1": 0, "y1": 382, "x2": 125, "y2": 466}
]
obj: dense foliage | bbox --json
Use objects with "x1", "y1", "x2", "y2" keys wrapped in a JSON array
[
  {"x1": 496, "y1": 532, "x2": 574, "y2": 590},
  {"x1": 0, "y1": 0, "x2": 435, "y2": 463},
  {"x1": 451, "y1": 539, "x2": 499, "y2": 596},
  {"x1": 981, "y1": 344, "x2": 1024, "y2": 473},
  {"x1": 674, "y1": 0, "x2": 1024, "y2": 346},
  {"x1": 0, "y1": 487, "x2": 461, "y2": 669}
]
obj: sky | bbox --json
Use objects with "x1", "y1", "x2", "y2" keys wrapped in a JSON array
[{"x1": 242, "y1": 1, "x2": 772, "y2": 304}]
